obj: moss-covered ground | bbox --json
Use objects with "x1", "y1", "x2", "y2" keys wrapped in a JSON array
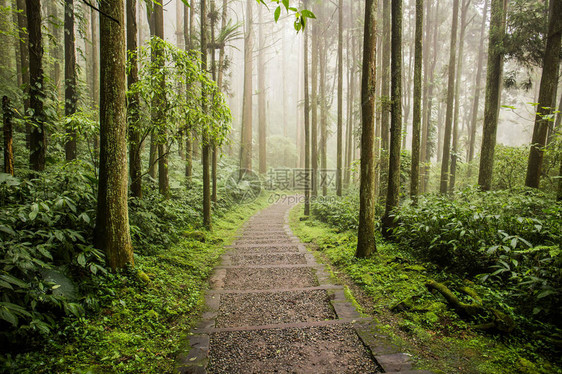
[{"x1": 289, "y1": 203, "x2": 561, "y2": 374}]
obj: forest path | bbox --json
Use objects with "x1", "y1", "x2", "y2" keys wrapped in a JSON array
[{"x1": 177, "y1": 200, "x2": 431, "y2": 374}]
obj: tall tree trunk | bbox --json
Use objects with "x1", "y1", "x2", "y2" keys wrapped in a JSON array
[
  {"x1": 48, "y1": 0, "x2": 62, "y2": 97},
  {"x1": 258, "y1": 5, "x2": 266, "y2": 174},
  {"x1": 240, "y1": 0, "x2": 253, "y2": 172},
  {"x1": 449, "y1": 0, "x2": 470, "y2": 193},
  {"x1": 439, "y1": 0, "x2": 459, "y2": 193},
  {"x1": 16, "y1": 0, "x2": 30, "y2": 149},
  {"x1": 380, "y1": 0, "x2": 390, "y2": 199},
  {"x1": 184, "y1": 2, "x2": 193, "y2": 183},
  {"x1": 382, "y1": 0, "x2": 403, "y2": 235},
  {"x1": 311, "y1": 19, "x2": 319, "y2": 197},
  {"x1": 344, "y1": 4, "x2": 355, "y2": 188},
  {"x1": 95, "y1": 0, "x2": 134, "y2": 270},
  {"x1": 91, "y1": 5, "x2": 100, "y2": 164},
  {"x1": 478, "y1": 0, "x2": 507, "y2": 191},
  {"x1": 304, "y1": 0, "x2": 311, "y2": 215},
  {"x1": 319, "y1": 27, "x2": 327, "y2": 197},
  {"x1": 128, "y1": 0, "x2": 142, "y2": 198},
  {"x1": 64, "y1": 0, "x2": 77, "y2": 161},
  {"x1": 3, "y1": 96, "x2": 14, "y2": 175},
  {"x1": 210, "y1": 0, "x2": 218, "y2": 203},
  {"x1": 201, "y1": 0, "x2": 212, "y2": 229},
  {"x1": 27, "y1": 0, "x2": 46, "y2": 171},
  {"x1": 355, "y1": 0, "x2": 377, "y2": 258},
  {"x1": 525, "y1": 0, "x2": 561, "y2": 189},
  {"x1": 411, "y1": 0, "x2": 423, "y2": 202},
  {"x1": 154, "y1": 0, "x2": 169, "y2": 197},
  {"x1": 467, "y1": 0, "x2": 488, "y2": 172},
  {"x1": 336, "y1": 0, "x2": 343, "y2": 196}
]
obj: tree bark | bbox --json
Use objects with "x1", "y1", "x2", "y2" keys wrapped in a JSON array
[
  {"x1": 258, "y1": 6, "x2": 266, "y2": 174},
  {"x1": 525, "y1": 0, "x2": 562, "y2": 189},
  {"x1": 3, "y1": 96, "x2": 14, "y2": 176},
  {"x1": 184, "y1": 2, "x2": 193, "y2": 183},
  {"x1": 304, "y1": 0, "x2": 311, "y2": 215},
  {"x1": 356, "y1": 0, "x2": 377, "y2": 258},
  {"x1": 467, "y1": 0, "x2": 489, "y2": 171},
  {"x1": 48, "y1": 0, "x2": 62, "y2": 96},
  {"x1": 15, "y1": 0, "x2": 30, "y2": 149},
  {"x1": 319, "y1": 22, "x2": 327, "y2": 197},
  {"x1": 411, "y1": 0, "x2": 423, "y2": 202},
  {"x1": 311, "y1": 18, "x2": 319, "y2": 197},
  {"x1": 91, "y1": 4, "x2": 100, "y2": 164},
  {"x1": 95, "y1": 0, "x2": 134, "y2": 270},
  {"x1": 478, "y1": 0, "x2": 507, "y2": 191},
  {"x1": 26, "y1": 0, "x2": 46, "y2": 171},
  {"x1": 240, "y1": 0, "x2": 253, "y2": 173},
  {"x1": 336, "y1": 0, "x2": 343, "y2": 196},
  {"x1": 154, "y1": 0, "x2": 169, "y2": 197},
  {"x1": 127, "y1": 0, "x2": 142, "y2": 198},
  {"x1": 382, "y1": 0, "x2": 403, "y2": 236},
  {"x1": 64, "y1": 0, "x2": 78, "y2": 161},
  {"x1": 439, "y1": 0, "x2": 459, "y2": 193},
  {"x1": 380, "y1": 0, "x2": 391, "y2": 199},
  {"x1": 449, "y1": 0, "x2": 470, "y2": 193},
  {"x1": 201, "y1": 0, "x2": 212, "y2": 229}
]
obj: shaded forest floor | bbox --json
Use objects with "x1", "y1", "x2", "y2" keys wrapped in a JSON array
[
  {"x1": 289, "y1": 203, "x2": 562, "y2": 374},
  {"x1": 1, "y1": 195, "x2": 271, "y2": 373}
]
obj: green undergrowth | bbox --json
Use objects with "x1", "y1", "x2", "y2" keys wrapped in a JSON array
[
  {"x1": 1, "y1": 194, "x2": 269, "y2": 374},
  {"x1": 289, "y1": 204, "x2": 562, "y2": 374}
]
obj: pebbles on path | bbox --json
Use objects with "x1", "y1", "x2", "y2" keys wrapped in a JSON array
[
  {"x1": 223, "y1": 267, "x2": 318, "y2": 290},
  {"x1": 215, "y1": 289, "x2": 336, "y2": 328}
]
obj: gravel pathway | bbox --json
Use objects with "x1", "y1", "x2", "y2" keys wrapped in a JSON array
[{"x1": 178, "y1": 200, "x2": 433, "y2": 374}]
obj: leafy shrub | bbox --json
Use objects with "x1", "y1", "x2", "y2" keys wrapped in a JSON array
[{"x1": 393, "y1": 187, "x2": 561, "y2": 325}]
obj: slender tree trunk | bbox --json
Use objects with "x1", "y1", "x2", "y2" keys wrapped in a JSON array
[
  {"x1": 382, "y1": 0, "x2": 403, "y2": 235},
  {"x1": 153, "y1": 1, "x2": 169, "y2": 197},
  {"x1": 467, "y1": 0, "x2": 489, "y2": 172},
  {"x1": 304, "y1": 0, "x2": 311, "y2": 215},
  {"x1": 258, "y1": 5, "x2": 266, "y2": 174},
  {"x1": 27, "y1": 0, "x2": 46, "y2": 171},
  {"x1": 210, "y1": 0, "x2": 218, "y2": 203},
  {"x1": 128, "y1": 0, "x2": 142, "y2": 198},
  {"x1": 95, "y1": 0, "x2": 134, "y2": 270},
  {"x1": 380, "y1": 0, "x2": 390, "y2": 198},
  {"x1": 356, "y1": 0, "x2": 377, "y2": 258},
  {"x1": 240, "y1": 0, "x2": 253, "y2": 172},
  {"x1": 91, "y1": 5, "x2": 100, "y2": 164},
  {"x1": 439, "y1": 0, "x2": 459, "y2": 193},
  {"x1": 449, "y1": 0, "x2": 470, "y2": 193},
  {"x1": 311, "y1": 19, "x2": 319, "y2": 197},
  {"x1": 525, "y1": 0, "x2": 561, "y2": 189},
  {"x1": 344, "y1": 5, "x2": 355, "y2": 188},
  {"x1": 201, "y1": 0, "x2": 212, "y2": 229},
  {"x1": 64, "y1": 0, "x2": 77, "y2": 161},
  {"x1": 49, "y1": 1, "x2": 62, "y2": 97},
  {"x1": 319, "y1": 28, "x2": 327, "y2": 197},
  {"x1": 3, "y1": 96, "x2": 14, "y2": 175},
  {"x1": 478, "y1": 0, "x2": 508, "y2": 191},
  {"x1": 16, "y1": 0, "x2": 30, "y2": 148},
  {"x1": 184, "y1": 2, "x2": 193, "y2": 182},
  {"x1": 411, "y1": 0, "x2": 423, "y2": 202},
  {"x1": 336, "y1": 0, "x2": 343, "y2": 196}
]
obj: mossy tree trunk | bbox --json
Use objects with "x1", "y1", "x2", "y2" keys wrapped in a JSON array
[
  {"x1": 410, "y1": 0, "x2": 423, "y2": 202},
  {"x1": 127, "y1": 0, "x2": 142, "y2": 198},
  {"x1": 478, "y1": 0, "x2": 508, "y2": 191},
  {"x1": 336, "y1": 0, "x2": 343, "y2": 196},
  {"x1": 95, "y1": 0, "x2": 134, "y2": 270},
  {"x1": 382, "y1": 0, "x2": 402, "y2": 236},
  {"x1": 240, "y1": 0, "x2": 253, "y2": 173},
  {"x1": 201, "y1": 0, "x2": 212, "y2": 229},
  {"x1": 26, "y1": 0, "x2": 46, "y2": 172},
  {"x1": 439, "y1": 0, "x2": 459, "y2": 193},
  {"x1": 525, "y1": 0, "x2": 562, "y2": 189},
  {"x1": 356, "y1": 0, "x2": 377, "y2": 258},
  {"x1": 64, "y1": 0, "x2": 77, "y2": 161}
]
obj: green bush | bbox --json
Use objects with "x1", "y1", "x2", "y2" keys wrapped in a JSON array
[{"x1": 393, "y1": 187, "x2": 561, "y2": 325}]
